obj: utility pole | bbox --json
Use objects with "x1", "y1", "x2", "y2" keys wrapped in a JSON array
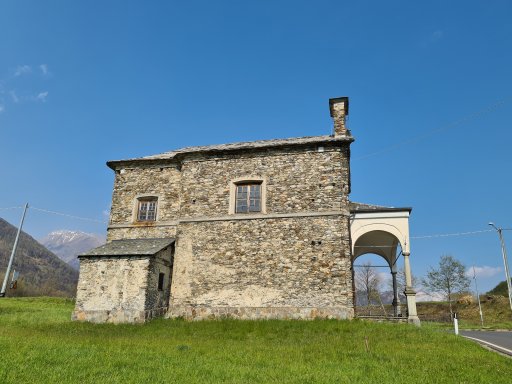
[
  {"x1": 0, "y1": 203, "x2": 29, "y2": 298},
  {"x1": 472, "y1": 265, "x2": 484, "y2": 327},
  {"x1": 489, "y1": 222, "x2": 512, "y2": 312}
]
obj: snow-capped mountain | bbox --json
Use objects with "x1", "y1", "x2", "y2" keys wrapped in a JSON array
[{"x1": 40, "y1": 230, "x2": 105, "y2": 270}]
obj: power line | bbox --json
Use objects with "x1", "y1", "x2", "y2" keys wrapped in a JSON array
[
  {"x1": 3, "y1": 206, "x2": 510, "y2": 237},
  {"x1": 354, "y1": 228, "x2": 505, "y2": 242},
  {"x1": 30, "y1": 206, "x2": 107, "y2": 224},
  {"x1": 411, "y1": 229, "x2": 494, "y2": 239},
  {"x1": 354, "y1": 96, "x2": 510, "y2": 161}
]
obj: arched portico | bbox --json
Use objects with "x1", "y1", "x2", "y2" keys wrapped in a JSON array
[{"x1": 350, "y1": 202, "x2": 420, "y2": 325}]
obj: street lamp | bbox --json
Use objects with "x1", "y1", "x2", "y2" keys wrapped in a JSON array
[{"x1": 488, "y1": 222, "x2": 512, "y2": 311}]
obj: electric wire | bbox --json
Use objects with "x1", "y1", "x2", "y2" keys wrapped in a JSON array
[
  {"x1": 0, "y1": 206, "x2": 509, "y2": 237},
  {"x1": 411, "y1": 229, "x2": 494, "y2": 239},
  {"x1": 29, "y1": 206, "x2": 107, "y2": 224},
  {"x1": 353, "y1": 96, "x2": 510, "y2": 161}
]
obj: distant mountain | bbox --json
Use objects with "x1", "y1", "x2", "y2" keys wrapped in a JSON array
[
  {"x1": 0, "y1": 217, "x2": 79, "y2": 297},
  {"x1": 40, "y1": 230, "x2": 105, "y2": 270}
]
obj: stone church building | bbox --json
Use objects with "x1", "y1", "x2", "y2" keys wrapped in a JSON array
[{"x1": 73, "y1": 97, "x2": 419, "y2": 324}]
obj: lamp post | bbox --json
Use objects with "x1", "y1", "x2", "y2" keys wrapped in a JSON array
[{"x1": 488, "y1": 222, "x2": 512, "y2": 311}]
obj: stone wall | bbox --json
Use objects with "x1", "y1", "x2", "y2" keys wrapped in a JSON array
[
  {"x1": 72, "y1": 248, "x2": 174, "y2": 323},
  {"x1": 96, "y1": 140, "x2": 354, "y2": 321},
  {"x1": 73, "y1": 256, "x2": 150, "y2": 323},
  {"x1": 168, "y1": 215, "x2": 353, "y2": 320},
  {"x1": 107, "y1": 165, "x2": 181, "y2": 241},
  {"x1": 179, "y1": 145, "x2": 350, "y2": 218},
  {"x1": 145, "y1": 247, "x2": 174, "y2": 319},
  {"x1": 108, "y1": 225, "x2": 177, "y2": 242}
]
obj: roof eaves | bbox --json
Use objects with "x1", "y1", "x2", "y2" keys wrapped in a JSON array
[
  {"x1": 79, "y1": 238, "x2": 175, "y2": 257},
  {"x1": 107, "y1": 134, "x2": 354, "y2": 169}
]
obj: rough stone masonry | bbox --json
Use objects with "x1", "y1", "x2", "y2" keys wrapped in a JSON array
[{"x1": 73, "y1": 97, "x2": 356, "y2": 323}]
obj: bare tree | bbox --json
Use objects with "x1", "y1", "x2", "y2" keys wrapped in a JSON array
[
  {"x1": 422, "y1": 255, "x2": 471, "y2": 316},
  {"x1": 355, "y1": 262, "x2": 382, "y2": 314}
]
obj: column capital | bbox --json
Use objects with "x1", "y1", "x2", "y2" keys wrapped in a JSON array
[{"x1": 402, "y1": 251, "x2": 410, "y2": 257}]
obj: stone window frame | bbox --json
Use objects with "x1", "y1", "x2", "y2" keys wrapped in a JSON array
[
  {"x1": 229, "y1": 176, "x2": 267, "y2": 215},
  {"x1": 133, "y1": 195, "x2": 160, "y2": 223}
]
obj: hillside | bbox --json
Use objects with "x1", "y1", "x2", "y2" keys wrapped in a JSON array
[
  {"x1": 40, "y1": 230, "x2": 104, "y2": 269},
  {"x1": 0, "y1": 218, "x2": 78, "y2": 297}
]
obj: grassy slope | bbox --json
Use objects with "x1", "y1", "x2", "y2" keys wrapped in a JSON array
[
  {"x1": 1, "y1": 298, "x2": 511, "y2": 384},
  {"x1": 416, "y1": 297, "x2": 512, "y2": 329}
]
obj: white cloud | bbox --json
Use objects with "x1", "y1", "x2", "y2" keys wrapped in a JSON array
[
  {"x1": 40, "y1": 64, "x2": 49, "y2": 76},
  {"x1": 35, "y1": 91, "x2": 48, "y2": 102},
  {"x1": 466, "y1": 265, "x2": 502, "y2": 279},
  {"x1": 14, "y1": 65, "x2": 32, "y2": 77},
  {"x1": 9, "y1": 91, "x2": 19, "y2": 103}
]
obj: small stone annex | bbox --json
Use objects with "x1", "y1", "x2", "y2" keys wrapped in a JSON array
[{"x1": 72, "y1": 97, "x2": 419, "y2": 324}]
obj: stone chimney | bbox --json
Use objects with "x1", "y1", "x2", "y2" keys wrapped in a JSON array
[{"x1": 329, "y1": 97, "x2": 349, "y2": 136}]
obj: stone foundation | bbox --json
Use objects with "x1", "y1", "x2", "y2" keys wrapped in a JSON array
[
  {"x1": 72, "y1": 307, "x2": 168, "y2": 324},
  {"x1": 167, "y1": 306, "x2": 354, "y2": 320}
]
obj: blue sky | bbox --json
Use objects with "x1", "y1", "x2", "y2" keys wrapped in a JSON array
[{"x1": 1, "y1": 1, "x2": 511, "y2": 293}]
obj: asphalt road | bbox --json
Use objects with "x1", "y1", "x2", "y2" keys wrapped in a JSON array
[{"x1": 460, "y1": 330, "x2": 512, "y2": 356}]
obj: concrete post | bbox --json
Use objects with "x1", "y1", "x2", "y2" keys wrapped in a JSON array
[{"x1": 403, "y1": 252, "x2": 420, "y2": 325}]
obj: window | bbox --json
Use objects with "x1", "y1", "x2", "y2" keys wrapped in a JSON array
[
  {"x1": 235, "y1": 183, "x2": 262, "y2": 213},
  {"x1": 137, "y1": 197, "x2": 157, "y2": 221},
  {"x1": 229, "y1": 177, "x2": 266, "y2": 215},
  {"x1": 158, "y1": 273, "x2": 165, "y2": 291}
]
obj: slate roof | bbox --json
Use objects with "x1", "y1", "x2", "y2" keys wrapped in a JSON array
[
  {"x1": 107, "y1": 134, "x2": 353, "y2": 168},
  {"x1": 349, "y1": 202, "x2": 412, "y2": 213},
  {"x1": 79, "y1": 238, "x2": 175, "y2": 257}
]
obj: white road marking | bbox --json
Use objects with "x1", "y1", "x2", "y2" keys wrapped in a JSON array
[{"x1": 462, "y1": 335, "x2": 512, "y2": 355}]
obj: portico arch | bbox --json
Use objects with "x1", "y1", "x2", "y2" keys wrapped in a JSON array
[{"x1": 350, "y1": 202, "x2": 420, "y2": 325}]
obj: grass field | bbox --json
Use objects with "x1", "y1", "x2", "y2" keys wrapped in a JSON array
[{"x1": 1, "y1": 298, "x2": 511, "y2": 383}]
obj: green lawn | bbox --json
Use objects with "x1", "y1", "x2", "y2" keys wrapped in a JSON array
[{"x1": 0, "y1": 298, "x2": 511, "y2": 383}]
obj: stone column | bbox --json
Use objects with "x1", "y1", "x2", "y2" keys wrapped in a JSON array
[{"x1": 403, "y1": 252, "x2": 420, "y2": 325}]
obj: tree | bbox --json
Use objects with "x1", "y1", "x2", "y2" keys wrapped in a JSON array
[
  {"x1": 355, "y1": 262, "x2": 383, "y2": 315},
  {"x1": 422, "y1": 255, "x2": 471, "y2": 316}
]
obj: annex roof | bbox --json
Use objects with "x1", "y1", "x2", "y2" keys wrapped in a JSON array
[
  {"x1": 107, "y1": 134, "x2": 353, "y2": 168},
  {"x1": 349, "y1": 201, "x2": 412, "y2": 213},
  {"x1": 79, "y1": 238, "x2": 175, "y2": 257}
]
